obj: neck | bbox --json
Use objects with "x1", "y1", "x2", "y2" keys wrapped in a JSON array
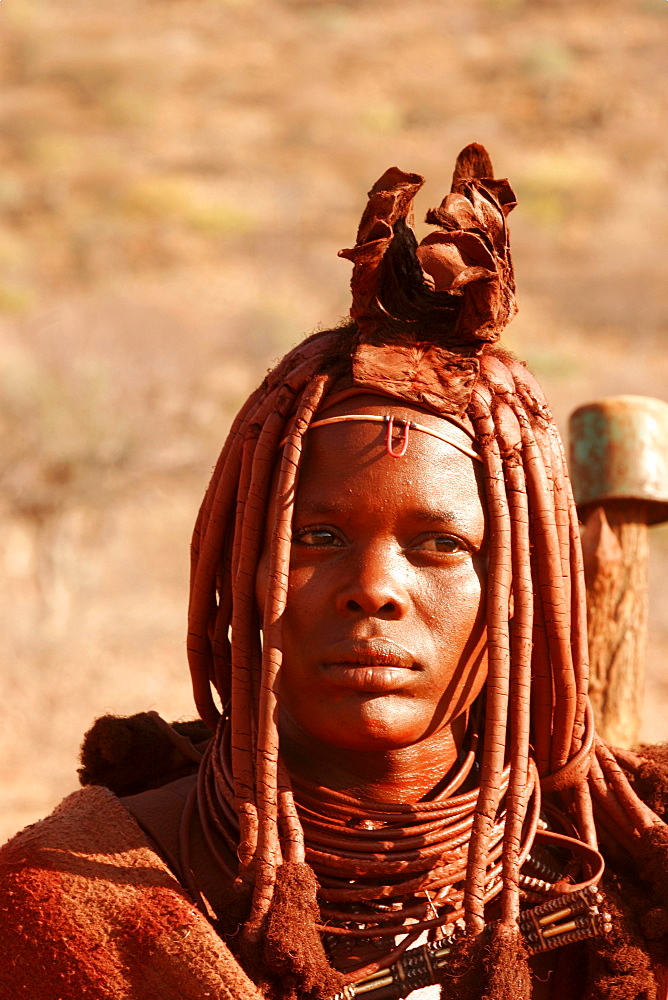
[{"x1": 279, "y1": 714, "x2": 469, "y2": 803}]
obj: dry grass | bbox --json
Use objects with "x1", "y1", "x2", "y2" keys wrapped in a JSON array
[{"x1": 0, "y1": 0, "x2": 667, "y2": 841}]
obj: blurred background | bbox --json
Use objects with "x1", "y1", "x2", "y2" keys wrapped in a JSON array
[{"x1": 1, "y1": 0, "x2": 667, "y2": 841}]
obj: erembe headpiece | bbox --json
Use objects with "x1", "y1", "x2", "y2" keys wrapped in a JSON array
[
  {"x1": 184, "y1": 144, "x2": 668, "y2": 1000},
  {"x1": 340, "y1": 142, "x2": 517, "y2": 415},
  {"x1": 293, "y1": 142, "x2": 517, "y2": 459}
]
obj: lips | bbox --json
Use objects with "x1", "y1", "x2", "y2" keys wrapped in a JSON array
[{"x1": 320, "y1": 638, "x2": 418, "y2": 692}]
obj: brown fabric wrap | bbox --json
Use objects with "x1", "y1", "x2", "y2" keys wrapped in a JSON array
[{"x1": 0, "y1": 786, "x2": 263, "y2": 1000}]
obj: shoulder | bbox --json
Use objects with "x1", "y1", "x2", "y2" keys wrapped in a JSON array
[{"x1": 0, "y1": 786, "x2": 260, "y2": 1000}]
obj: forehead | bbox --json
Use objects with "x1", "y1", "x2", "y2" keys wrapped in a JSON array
[{"x1": 296, "y1": 398, "x2": 485, "y2": 520}]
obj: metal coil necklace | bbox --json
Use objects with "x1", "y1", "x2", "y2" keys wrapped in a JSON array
[{"x1": 195, "y1": 717, "x2": 540, "y2": 941}]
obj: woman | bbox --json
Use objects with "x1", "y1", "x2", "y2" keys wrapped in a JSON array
[{"x1": 1, "y1": 145, "x2": 667, "y2": 1000}]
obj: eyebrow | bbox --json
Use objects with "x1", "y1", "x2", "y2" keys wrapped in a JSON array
[{"x1": 294, "y1": 500, "x2": 461, "y2": 524}]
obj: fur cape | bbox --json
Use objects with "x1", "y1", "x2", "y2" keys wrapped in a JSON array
[{"x1": 0, "y1": 784, "x2": 262, "y2": 1000}]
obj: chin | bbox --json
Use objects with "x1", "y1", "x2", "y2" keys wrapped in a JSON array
[{"x1": 305, "y1": 698, "x2": 429, "y2": 752}]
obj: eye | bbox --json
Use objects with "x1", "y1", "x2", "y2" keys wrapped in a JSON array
[
  {"x1": 411, "y1": 535, "x2": 467, "y2": 554},
  {"x1": 293, "y1": 528, "x2": 344, "y2": 548}
]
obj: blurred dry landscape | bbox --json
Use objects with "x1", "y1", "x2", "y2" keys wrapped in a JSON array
[{"x1": 1, "y1": 0, "x2": 667, "y2": 842}]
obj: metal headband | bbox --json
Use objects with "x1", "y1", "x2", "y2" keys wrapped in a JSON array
[{"x1": 305, "y1": 413, "x2": 482, "y2": 462}]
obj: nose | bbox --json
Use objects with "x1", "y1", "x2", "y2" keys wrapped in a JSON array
[{"x1": 335, "y1": 544, "x2": 409, "y2": 620}]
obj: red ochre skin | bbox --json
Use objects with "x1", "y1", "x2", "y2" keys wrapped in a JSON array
[{"x1": 256, "y1": 397, "x2": 489, "y2": 804}]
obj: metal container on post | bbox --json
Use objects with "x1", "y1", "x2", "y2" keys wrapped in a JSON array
[{"x1": 569, "y1": 395, "x2": 668, "y2": 748}]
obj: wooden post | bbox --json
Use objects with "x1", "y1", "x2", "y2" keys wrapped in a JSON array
[
  {"x1": 580, "y1": 502, "x2": 649, "y2": 747},
  {"x1": 569, "y1": 396, "x2": 668, "y2": 749}
]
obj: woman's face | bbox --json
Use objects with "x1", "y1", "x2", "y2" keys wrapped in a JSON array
[{"x1": 256, "y1": 400, "x2": 488, "y2": 753}]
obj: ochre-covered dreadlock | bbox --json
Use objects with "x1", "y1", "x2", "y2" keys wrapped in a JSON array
[{"x1": 184, "y1": 145, "x2": 668, "y2": 1000}]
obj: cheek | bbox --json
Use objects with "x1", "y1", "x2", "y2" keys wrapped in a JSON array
[
  {"x1": 283, "y1": 563, "x2": 320, "y2": 621},
  {"x1": 424, "y1": 562, "x2": 486, "y2": 632},
  {"x1": 421, "y1": 564, "x2": 487, "y2": 701}
]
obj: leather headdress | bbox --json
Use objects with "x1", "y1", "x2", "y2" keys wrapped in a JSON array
[{"x1": 339, "y1": 143, "x2": 517, "y2": 417}]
